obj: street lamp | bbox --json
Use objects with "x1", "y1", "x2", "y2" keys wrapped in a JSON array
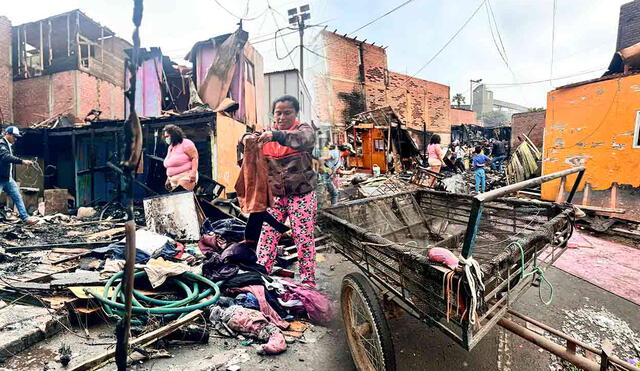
[
  {"x1": 288, "y1": 4, "x2": 311, "y2": 79},
  {"x1": 469, "y1": 78, "x2": 482, "y2": 110}
]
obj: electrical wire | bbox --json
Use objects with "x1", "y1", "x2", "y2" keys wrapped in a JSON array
[
  {"x1": 349, "y1": 0, "x2": 416, "y2": 36},
  {"x1": 550, "y1": 0, "x2": 557, "y2": 86},
  {"x1": 485, "y1": 65, "x2": 607, "y2": 87},
  {"x1": 213, "y1": 0, "x2": 269, "y2": 21},
  {"x1": 485, "y1": 0, "x2": 529, "y2": 106},
  {"x1": 320, "y1": 0, "x2": 418, "y2": 51},
  {"x1": 391, "y1": 0, "x2": 488, "y2": 93},
  {"x1": 485, "y1": 0, "x2": 508, "y2": 68},
  {"x1": 487, "y1": 0, "x2": 508, "y2": 65}
]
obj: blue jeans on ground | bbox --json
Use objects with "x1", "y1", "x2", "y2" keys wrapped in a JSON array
[
  {"x1": 475, "y1": 168, "x2": 486, "y2": 193},
  {"x1": 0, "y1": 179, "x2": 29, "y2": 220},
  {"x1": 491, "y1": 155, "x2": 506, "y2": 172},
  {"x1": 320, "y1": 172, "x2": 339, "y2": 205}
]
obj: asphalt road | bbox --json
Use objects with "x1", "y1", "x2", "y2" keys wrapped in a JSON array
[{"x1": 138, "y1": 250, "x2": 640, "y2": 371}]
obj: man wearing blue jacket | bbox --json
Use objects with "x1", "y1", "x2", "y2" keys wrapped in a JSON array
[{"x1": 0, "y1": 126, "x2": 36, "y2": 224}]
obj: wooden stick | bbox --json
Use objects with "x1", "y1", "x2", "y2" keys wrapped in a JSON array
[{"x1": 69, "y1": 310, "x2": 203, "y2": 371}]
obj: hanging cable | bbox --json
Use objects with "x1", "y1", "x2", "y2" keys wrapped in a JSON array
[
  {"x1": 390, "y1": 0, "x2": 488, "y2": 93},
  {"x1": 213, "y1": 0, "x2": 269, "y2": 21},
  {"x1": 550, "y1": 0, "x2": 557, "y2": 87},
  {"x1": 484, "y1": 65, "x2": 607, "y2": 87}
]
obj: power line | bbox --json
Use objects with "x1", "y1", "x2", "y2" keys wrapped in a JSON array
[
  {"x1": 485, "y1": 0, "x2": 508, "y2": 67},
  {"x1": 213, "y1": 0, "x2": 269, "y2": 21},
  {"x1": 486, "y1": 0, "x2": 508, "y2": 67},
  {"x1": 485, "y1": 65, "x2": 607, "y2": 87},
  {"x1": 391, "y1": 0, "x2": 488, "y2": 92},
  {"x1": 550, "y1": 0, "x2": 557, "y2": 86},
  {"x1": 349, "y1": 0, "x2": 416, "y2": 35},
  {"x1": 485, "y1": 0, "x2": 529, "y2": 106},
  {"x1": 321, "y1": 0, "x2": 418, "y2": 50},
  {"x1": 487, "y1": 0, "x2": 508, "y2": 64}
]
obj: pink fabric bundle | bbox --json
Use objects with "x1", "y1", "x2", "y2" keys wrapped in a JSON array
[
  {"x1": 428, "y1": 247, "x2": 459, "y2": 269},
  {"x1": 282, "y1": 279, "x2": 334, "y2": 325},
  {"x1": 228, "y1": 285, "x2": 290, "y2": 329},
  {"x1": 216, "y1": 306, "x2": 287, "y2": 355}
]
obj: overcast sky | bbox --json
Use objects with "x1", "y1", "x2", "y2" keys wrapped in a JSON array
[{"x1": 2, "y1": 0, "x2": 631, "y2": 109}]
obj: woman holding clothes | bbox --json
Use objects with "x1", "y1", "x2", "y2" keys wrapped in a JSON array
[{"x1": 245, "y1": 95, "x2": 318, "y2": 287}]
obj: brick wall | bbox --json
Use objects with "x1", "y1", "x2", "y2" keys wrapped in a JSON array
[
  {"x1": 0, "y1": 16, "x2": 12, "y2": 123},
  {"x1": 617, "y1": 0, "x2": 640, "y2": 50},
  {"x1": 316, "y1": 30, "x2": 451, "y2": 142},
  {"x1": 450, "y1": 107, "x2": 478, "y2": 126},
  {"x1": 79, "y1": 71, "x2": 124, "y2": 120},
  {"x1": 13, "y1": 70, "x2": 124, "y2": 126},
  {"x1": 387, "y1": 72, "x2": 451, "y2": 139},
  {"x1": 510, "y1": 110, "x2": 545, "y2": 149},
  {"x1": 316, "y1": 30, "x2": 388, "y2": 124},
  {"x1": 13, "y1": 75, "x2": 53, "y2": 125}
]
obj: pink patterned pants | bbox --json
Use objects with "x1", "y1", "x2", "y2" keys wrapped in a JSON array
[{"x1": 257, "y1": 191, "x2": 317, "y2": 284}]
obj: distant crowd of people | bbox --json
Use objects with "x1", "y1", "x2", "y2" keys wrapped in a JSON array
[{"x1": 426, "y1": 135, "x2": 510, "y2": 193}]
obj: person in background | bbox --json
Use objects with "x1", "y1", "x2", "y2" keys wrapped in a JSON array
[
  {"x1": 321, "y1": 144, "x2": 341, "y2": 206},
  {"x1": 472, "y1": 146, "x2": 491, "y2": 193},
  {"x1": 426, "y1": 134, "x2": 445, "y2": 187},
  {"x1": 163, "y1": 124, "x2": 199, "y2": 191},
  {"x1": 452, "y1": 140, "x2": 466, "y2": 173},
  {"x1": 251, "y1": 95, "x2": 318, "y2": 286},
  {"x1": 0, "y1": 126, "x2": 37, "y2": 225},
  {"x1": 339, "y1": 142, "x2": 354, "y2": 170},
  {"x1": 490, "y1": 138, "x2": 507, "y2": 172}
]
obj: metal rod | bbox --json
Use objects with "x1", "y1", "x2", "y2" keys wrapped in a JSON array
[
  {"x1": 507, "y1": 310, "x2": 640, "y2": 371},
  {"x1": 498, "y1": 317, "x2": 599, "y2": 371},
  {"x1": 476, "y1": 166, "x2": 585, "y2": 203},
  {"x1": 566, "y1": 168, "x2": 585, "y2": 203},
  {"x1": 461, "y1": 167, "x2": 584, "y2": 257}
]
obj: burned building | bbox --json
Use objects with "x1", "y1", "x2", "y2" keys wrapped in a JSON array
[
  {"x1": 186, "y1": 31, "x2": 265, "y2": 129},
  {"x1": 315, "y1": 30, "x2": 452, "y2": 148},
  {"x1": 9, "y1": 26, "x2": 266, "y2": 208},
  {"x1": 10, "y1": 10, "x2": 131, "y2": 126}
]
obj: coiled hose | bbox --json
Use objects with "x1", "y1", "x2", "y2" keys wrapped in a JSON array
[{"x1": 87, "y1": 270, "x2": 221, "y2": 324}]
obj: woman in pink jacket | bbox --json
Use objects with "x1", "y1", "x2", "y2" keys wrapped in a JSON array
[{"x1": 163, "y1": 124, "x2": 199, "y2": 191}]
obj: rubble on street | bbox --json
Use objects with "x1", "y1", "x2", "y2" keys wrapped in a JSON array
[{"x1": 1, "y1": 1, "x2": 640, "y2": 371}]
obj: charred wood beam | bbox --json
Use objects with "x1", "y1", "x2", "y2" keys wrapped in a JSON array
[{"x1": 4, "y1": 241, "x2": 114, "y2": 253}]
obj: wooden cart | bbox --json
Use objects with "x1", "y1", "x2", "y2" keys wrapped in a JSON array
[{"x1": 320, "y1": 167, "x2": 640, "y2": 371}]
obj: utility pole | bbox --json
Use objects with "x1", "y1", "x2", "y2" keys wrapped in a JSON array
[{"x1": 288, "y1": 4, "x2": 311, "y2": 79}]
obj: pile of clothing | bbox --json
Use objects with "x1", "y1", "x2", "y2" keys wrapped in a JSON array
[
  {"x1": 88, "y1": 229, "x2": 205, "y2": 268},
  {"x1": 209, "y1": 271, "x2": 333, "y2": 354},
  {"x1": 197, "y1": 219, "x2": 333, "y2": 355}
]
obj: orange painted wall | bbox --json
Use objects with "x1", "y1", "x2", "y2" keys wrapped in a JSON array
[
  {"x1": 214, "y1": 112, "x2": 248, "y2": 196},
  {"x1": 541, "y1": 73, "x2": 640, "y2": 201}
]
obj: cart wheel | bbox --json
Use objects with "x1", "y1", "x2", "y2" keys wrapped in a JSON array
[{"x1": 341, "y1": 272, "x2": 396, "y2": 371}]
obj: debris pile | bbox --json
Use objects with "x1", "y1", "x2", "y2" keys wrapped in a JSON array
[
  {"x1": 0, "y1": 192, "x2": 333, "y2": 368},
  {"x1": 505, "y1": 135, "x2": 542, "y2": 185},
  {"x1": 546, "y1": 305, "x2": 640, "y2": 369}
]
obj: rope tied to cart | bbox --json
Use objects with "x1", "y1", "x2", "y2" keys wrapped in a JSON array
[
  {"x1": 458, "y1": 255, "x2": 485, "y2": 325},
  {"x1": 510, "y1": 241, "x2": 554, "y2": 305}
]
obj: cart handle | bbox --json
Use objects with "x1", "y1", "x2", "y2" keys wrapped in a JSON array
[{"x1": 461, "y1": 166, "x2": 585, "y2": 259}]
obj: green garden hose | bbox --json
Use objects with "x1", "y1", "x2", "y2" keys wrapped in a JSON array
[{"x1": 87, "y1": 270, "x2": 221, "y2": 322}]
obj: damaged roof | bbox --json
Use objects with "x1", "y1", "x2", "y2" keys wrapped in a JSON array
[
  {"x1": 15, "y1": 9, "x2": 118, "y2": 40},
  {"x1": 184, "y1": 33, "x2": 232, "y2": 62}
]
